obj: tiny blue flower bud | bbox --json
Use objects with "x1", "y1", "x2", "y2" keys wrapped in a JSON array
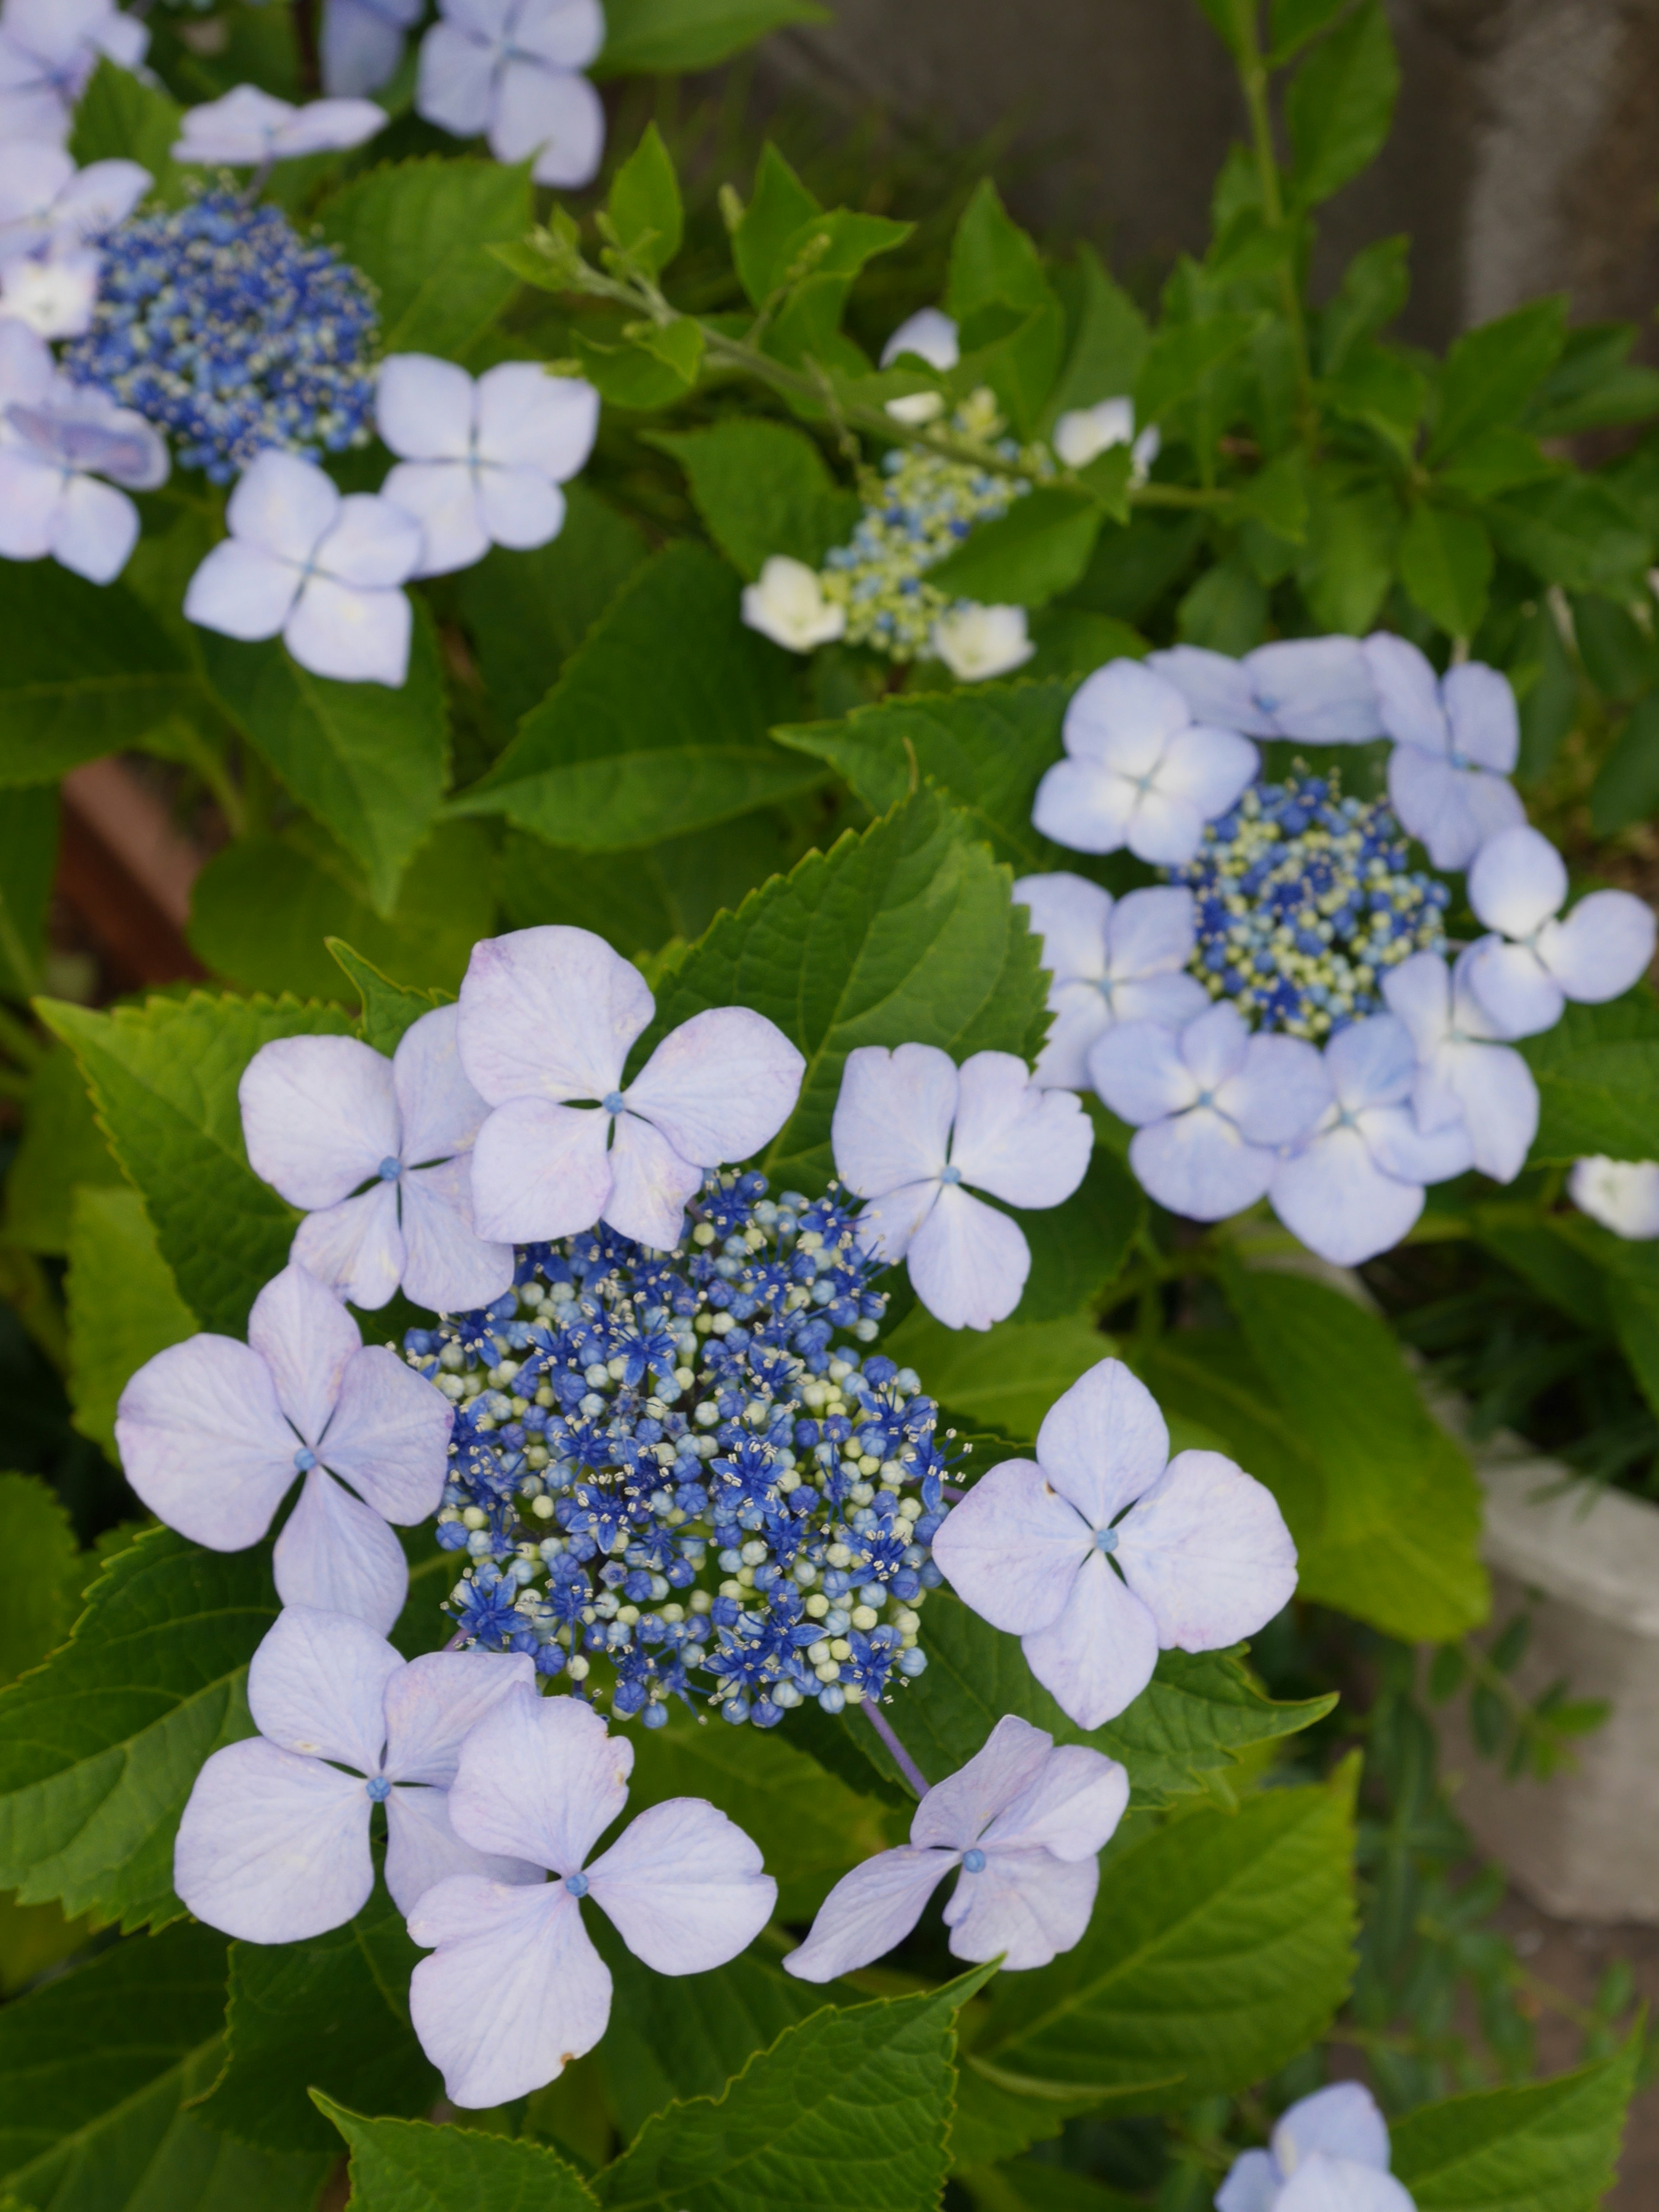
[
  {"x1": 564, "y1": 1872, "x2": 589, "y2": 1897},
  {"x1": 961, "y1": 1847, "x2": 987, "y2": 1873},
  {"x1": 293, "y1": 1447, "x2": 316, "y2": 1473},
  {"x1": 365, "y1": 1776, "x2": 391, "y2": 1802}
]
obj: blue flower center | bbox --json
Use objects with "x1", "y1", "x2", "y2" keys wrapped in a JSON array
[
  {"x1": 377, "y1": 1155, "x2": 401, "y2": 1181},
  {"x1": 939, "y1": 1164, "x2": 962, "y2": 1185},
  {"x1": 961, "y1": 1847, "x2": 987, "y2": 1873},
  {"x1": 564, "y1": 1872, "x2": 589, "y2": 1897},
  {"x1": 1094, "y1": 1526, "x2": 1119, "y2": 1553},
  {"x1": 602, "y1": 1092, "x2": 627, "y2": 1116},
  {"x1": 365, "y1": 1776, "x2": 391, "y2": 1802},
  {"x1": 293, "y1": 1447, "x2": 316, "y2": 1473}
]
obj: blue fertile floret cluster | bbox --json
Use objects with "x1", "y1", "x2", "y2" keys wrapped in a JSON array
[
  {"x1": 62, "y1": 188, "x2": 379, "y2": 482},
  {"x1": 1169, "y1": 772, "x2": 1450, "y2": 1038},
  {"x1": 403, "y1": 1173, "x2": 948, "y2": 1731}
]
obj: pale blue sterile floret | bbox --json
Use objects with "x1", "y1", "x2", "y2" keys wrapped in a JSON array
[
  {"x1": 416, "y1": 0, "x2": 607, "y2": 189},
  {"x1": 1217, "y1": 2079, "x2": 1415, "y2": 2211}
]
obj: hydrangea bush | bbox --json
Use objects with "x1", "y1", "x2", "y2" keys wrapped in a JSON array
[{"x1": 0, "y1": 0, "x2": 1653, "y2": 2206}]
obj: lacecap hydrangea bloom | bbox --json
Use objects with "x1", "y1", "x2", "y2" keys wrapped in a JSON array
[
  {"x1": 1014, "y1": 876, "x2": 1210, "y2": 1090},
  {"x1": 1217, "y1": 2081, "x2": 1416, "y2": 2212},
  {"x1": 0, "y1": 327, "x2": 168, "y2": 584},
  {"x1": 416, "y1": 0, "x2": 607, "y2": 189},
  {"x1": 1148, "y1": 636, "x2": 1381, "y2": 743}
]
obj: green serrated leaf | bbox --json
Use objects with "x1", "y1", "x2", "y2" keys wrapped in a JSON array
[
  {"x1": 1268, "y1": 0, "x2": 1354, "y2": 65},
  {"x1": 1297, "y1": 469, "x2": 1401, "y2": 635},
  {"x1": 594, "y1": 1967, "x2": 996, "y2": 2212},
  {"x1": 327, "y1": 940, "x2": 452, "y2": 1054},
  {"x1": 641, "y1": 791, "x2": 1050, "y2": 1192},
  {"x1": 37, "y1": 991, "x2": 351, "y2": 1338},
  {"x1": 1285, "y1": 0, "x2": 1400, "y2": 210},
  {"x1": 453, "y1": 544, "x2": 817, "y2": 848},
  {"x1": 596, "y1": 0, "x2": 828, "y2": 77},
  {"x1": 927, "y1": 489, "x2": 1104, "y2": 610},
  {"x1": 65, "y1": 1185, "x2": 196, "y2": 1459},
  {"x1": 1520, "y1": 992, "x2": 1659, "y2": 1160},
  {"x1": 1487, "y1": 476, "x2": 1652, "y2": 595},
  {"x1": 317, "y1": 158, "x2": 534, "y2": 357},
  {"x1": 1391, "y1": 2035, "x2": 1638, "y2": 2212},
  {"x1": 1429, "y1": 297, "x2": 1568, "y2": 465},
  {"x1": 1133, "y1": 315, "x2": 1256, "y2": 427},
  {"x1": 1398, "y1": 503, "x2": 1494, "y2": 639},
  {"x1": 1591, "y1": 694, "x2": 1659, "y2": 836},
  {"x1": 608, "y1": 122, "x2": 684, "y2": 272},
  {"x1": 650, "y1": 421, "x2": 859, "y2": 580},
  {"x1": 0, "y1": 1476, "x2": 82, "y2": 1690},
  {"x1": 69, "y1": 57, "x2": 191, "y2": 205},
  {"x1": 318, "y1": 2098, "x2": 598, "y2": 2209},
  {"x1": 732, "y1": 145, "x2": 822, "y2": 310},
  {"x1": 1042, "y1": 246, "x2": 1150, "y2": 432}
]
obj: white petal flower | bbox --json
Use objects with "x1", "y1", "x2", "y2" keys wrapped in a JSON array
[
  {"x1": 184, "y1": 450, "x2": 423, "y2": 686},
  {"x1": 1381, "y1": 949, "x2": 1538, "y2": 1183},
  {"x1": 1217, "y1": 2082, "x2": 1414, "y2": 2212},
  {"x1": 239, "y1": 1007, "x2": 515, "y2": 1314},
  {"x1": 739, "y1": 553, "x2": 846, "y2": 652},
  {"x1": 175, "y1": 1606, "x2": 539, "y2": 1943},
  {"x1": 930, "y1": 603, "x2": 1034, "y2": 682},
  {"x1": 785, "y1": 1714, "x2": 1128, "y2": 1981},
  {"x1": 933, "y1": 1358, "x2": 1297, "y2": 1728},
  {"x1": 831, "y1": 1043, "x2": 1092, "y2": 1330},
  {"x1": 0, "y1": 375, "x2": 165, "y2": 583},
  {"x1": 1569, "y1": 1156, "x2": 1659, "y2": 1239},
  {"x1": 173, "y1": 84, "x2": 389, "y2": 167},
  {"x1": 880, "y1": 307, "x2": 957, "y2": 423},
  {"x1": 323, "y1": 0, "x2": 425, "y2": 97},
  {"x1": 1147, "y1": 637, "x2": 1382, "y2": 744},
  {"x1": 1033, "y1": 658, "x2": 1259, "y2": 865},
  {"x1": 114, "y1": 1264, "x2": 452, "y2": 1631},
  {"x1": 0, "y1": 0, "x2": 149, "y2": 145},
  {"x1": 1014, "y1": 873, "x2": 1209, "y2": 1089},
  {"x1": 0, "y1": 243, "x2": 99, "y2": 337},
  {"x1": 378, "y1": 354, "x2": 599, "y2": 577},
  {"x1": 1052, "y1": 396, "x2": 1160, "y2": 481},
  {"x1": 1462, "y1": 823, "x2": 1656, "y2": 1038},
  {"x1": 416, "y1": 0, "x2": 606, "y2": 188},
  {"x1": 408, "y1": 1687, "x2": 775, "y2": 2106},
  {"x1": 457, "y1": 925, "x2": 805, "y2": 1252},
  {"x1": 1363, "y1": 631, "x2": 1525, "y2": 868},
  {"x1": 1090, "y1": 1001, "x2": 1329, "y2": 1222},
  {"x1": 0, "y1": 141, "x2": 149, "y2": 261}
]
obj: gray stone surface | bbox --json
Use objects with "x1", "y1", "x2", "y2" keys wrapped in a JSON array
[{"x1": 760, "y1": 0, "x2": 1659, "y2": 345}]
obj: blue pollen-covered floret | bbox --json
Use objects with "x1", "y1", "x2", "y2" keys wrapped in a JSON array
[
  {"x1": 61, "y1": 188, "x2": 379, "y2": 483},
  {"x1": 405, "y1": 1172, "x2": 953, "y2": 1732},
  {"x1": 1168, "y1": 772, "x2": 1449, "y2": 1039}
]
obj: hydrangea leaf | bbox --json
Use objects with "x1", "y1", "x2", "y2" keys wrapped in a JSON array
[
  {"x1": 1132, "y1": 316, "x2": 1257, "y2": 429},
  {"x1": 2, "y1": 1047, "x2": 120, "y2": 1258},
  {"x1": 0, "y1": 787, "x2": 54, "y2": 999},
  {"x1": 316, "y1": 158, "x2": 534, "y2": 358},
  {"x1": 1390, "y1": 2034, "x2": 1638, "y2": 2212},
  {"x1": 0, "y1": 1921, "x2": 328, "y2": 2212},
  {"x1": 36, "y1": 992, "x2": 352, "y2": 1339},
  {"x1": 927, "y1": 489, "x2": 1105, "y2": 610},
  {"x1": 199, "y1": 608, "x2": 449, "y2": 919},
  {"x1": 68, "y1": 57, "x2": 192, "y2": 207},
  {"x1": 452, "y1": 544, "x2": 821, "y2": 850},
  {"x1": 0, "y1": 1476, "x2": 82, "y2": 1690},
  {"x1": 641, "y1": 790, "x2": 1051, "y2": 1191},
  {"x1": 0, "y1": 1529, "x2": 276, "y2": 1932},
  {"x1": 650, "y1": 423, "x2": 860, "y2": 580},
  {"x1": 596, "y1": 0, "x2": 829, "y2": 76},
  {"x1": 196, "y1": 1887, "x2": 439, "y2": 2157},
  {"x1": 1297, "y1": 468, "x2": 1400, "y2": 635},
  {"x1": 1398, "y1": 503, "x2": 1493, "y2": 639},
  {"x1": 1591, "y1": 695, "x2": 1659, "y2": 837},
  {"x1": 609, "y1": 123, "x2": 684, "y2": 274},
  {"x1": 592, "y1": 1965, "x2": 997, "y2": 2212},
  {"x1": 1520, "y1": 992, "x2": 1659, "y2": 1162},
  {"x1": 1041, "y1": 245, "x2": 1150, "y2": 433},
  {"x1": 963, "y1": 1765, "x2": 1356, "y2": 2115},
  {"x1": 315, "y1": 2098, "x2": 598, "y2": 2212},
  {"x1": 0, "y1": 563, "x2": 204, "y2": 788},
  {"x1": 731, "y1": 146, "x2": 822, "y2": 309},
  {"x1": 1427, "y1": 299, "x2": 1568, "y2": 467},
  {"x1": 65, "y1": 1185, "x2": 196, "y2": 1460},
  {"x1": 1284, "y1": 0, "x2": 1400, "y2": 212},
  {"x1": 1486, "y1": 478, "x2": 1650, "y2": 597},
  {"x1": 327, "y1": 940, "x2": 454, "y2": 1055}
]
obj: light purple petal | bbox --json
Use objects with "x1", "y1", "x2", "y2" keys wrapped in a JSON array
[
  {"x1": 226, "y1": 448, "x2": 336, "y2": 563},
  {"x1": 909, "y1": 1714, "x2": 1054, "y2": 1852},
  {"x1": 1129, "y1": 1109, "x2": 1277, "y2": 1220},
  {"x1": 1446, "y1": 1039, "x2": 1538, "y2": 1182},
  {"x1": 1113, "y1": 971, "x2": 1210, "y2": 1028},
  {"x1": 487, "y1": 57, "x2": 593, "y2": 171},
  {"x1": 1246, "y1": 636, "x2": 1381, "y2": 742},
  {"x1": 1323, "y1": 1014, "x2": 1414, "y2": 1112},
  {"x1": 273, "y1": 1467, "x2": 409, "y2": 1633},
  {"x1": 1152, "y1": 725, "x2": 1260, "y2": 820},
  {"x1": 943, "y1": 1844, "x2": 1099, "y2": 1970},
  {"x1": 399, "y1": 1158, "x2": 516, "y2": 1313},
  {"x1": 1220, "y1": 1032, "x2": 1331, "y2": 1146},
  {"x1": 832, "y1": 1042, "x2": 957, "y2": 1198},
  {"x1": 602, "y1": 1110, "x2": 702, "y2": 1250},
  {"x1": 381, "y1": 459, "x2": 488, "y2": 579},
  {"x1": 1216, "y1": 2149, "x2": 1281, "y2": 2212},
  {"x1": 881, "y1": 307, "x2": 959, "y2": 371},
  {"x1": 1123, "y1": 784, "x2": 1206, "y2": 868},
  {"x1": 239, "y1": 1032, "x2": 399, "y2": 1208},
  {"x1": 1030, "y1": 755, "x2": 1139, "y2": 855},
  {"x1": 458, "y1": 925, "x2": 652, "y2": 1106},
  {"x1": 315, "y1": 496, "x2": 431, "y2": 590},
  {"x1": 850, "y1": 1180, "x2": 938, "y2": 1266},
  {"x1": 320, "y1": 1346, "x2": 450, "y2": 1522},
  {"x1": 114, "y1": 1333, "x2": 296, "y2": 1551},
  {"x1": 626, "y1": 1006, "x2": 805, "y2": 1166},
  {"x1": 248, "y1": 1262, "x2": 359, "y2": 1446},
  {"x1": 274, "y1": 95, "x2": 388, "y2": 157},
  {"x1": 408, "y1": 1878, "x2": 611, "y2": 2107},
  {"x1": 1117, "y1": 1448, "x2": 1297, "y2": 1649},
  {"x1": 1389, "y1": 744, "x2": 1524, "y2": 871},
  {"x1": 1271, "y1": 1126, "x2": 1426, "y2": 1266},
  {"x1": 931, "y1": 1460, "x2": 1089, "y2": 1634},
  {"x1": 1035, "y1": 1355, "x2": 1170, "y2": 1527},
  {"x1": 1365, "y1": 631, "x2": 1447, "y2": 755},
  {"x1": 1275, "y1": 2082, "x2": 1392, "y2": 2174},
  {"x1": 1463, "y1": 937, "x2": 1562, "y2": 1039},
  {"x1": 1033, "y1": 988, "x2": 1112, "y2": 1091},
  {"x1": 981, "y1": 1744, "x2": 1129, "y2": 1862},
  {"x1": 0, "y1": 318, "x2": 54, "y2": 404},
  {"x1": 1107, "y1": 884, "x2": 1198, "y2": 980},
  {"x1": 510, "y1": 0, "x2": 605, "y2": 69},
  {"x1": 1467, "y1": 824, "x2": 1565, "y2": 938},
  {"x1": 947, "y1": 1051, "x2": 1092, "y2": 1210},
  {"x1": 1020, "y1": 1550, "x2": 1161, "y2": 1729},
  {"x1": 586, "y1": 1797, "x2": 775, "y2": 1974},
  {"x1": 323, "y1": 0, "x2": 417, "y2": 97},
  {"x1": 1540, "y1": 890, "x2": 1657, "y2": 1003},
  {"x1": 377, "y1": 353, "x2": 474, "y2": 462},
  {"x1": 0, "y1": 447, "x2": 59, "y2": 560},
  {"x1": 414, "y1": 20, "x2": 495, "y2": 136},
  {"x1": 247, "y1": 1602, "x2": 398, "y2": 1770},
  {"x1": 1276, "y1": 2155, "x2": 1416, "y2": 2212},
  {"x1": 1380, "y1": 949, "x2": 1451, "y2": 1056},
  {"x1": 1014, "y1": 871, "x2": 1112, "y2": 985},
  {"x1": 476, "y1": 361, "x2": 597, "y2": 481},
  {"x1": 469, "y1": 1095, "x2": 614, "y2": 1245},
  {"x1": 174, "y1": 1736, "x2": 372, "y2": 1943},
  {"x1": 446, "y1": 1682, "x2": 632, "y2": 1875},
  {"x1": 48, "y1": 474, "x2": 137, "y2": 584},
  {"x1": 183, "y1": 538, "x2": 299, "y2": 641},
  {"x1": 1176, "y1": 1000, "x2": 1251, "y2": 1091},
  {"x1": 475, "y1": 464, "x2": 564, "y2": 552},
  {"x1": 1443, "y1": 659, "x2": 1519, "y2": 774},
  {"x1": 906, "y1": 1182, "x2": 1032, "y2": 1330},
  {"x1": 286, "y1": 575, "x2": 412, "y2": 686},
  {"x1": 385, "y1": 1782, "x2": 544, "y2": 1916},
  {"x1": 1065, "y1": 659, "x2": 1192, "y2": 763},
  {"x1": 1145, "y1": 645, "x2": 1265, "y2": 734},
  {"x1": 174, "y1": 84, "x2": 293, "y2": 164},
  {"x1": 292, "y1": 1184, "x2": 404, "y2": 1312},
  {"x1": 782, "y1": 1846, "x2": 953, "y2": 1983},
  {"x1": 1364, "y1": 1101, "x2": 1473, "y2": 1185},
  {"x1": 383, "y1": 1649, "x2": 538, "y2": 1785},
  {"x1": 1087, "y1": 1019, "x2": 1198, "y2": 1125},
  {"x1": 394, "y1": 1004, "x2": 487, "y2": 1163}
]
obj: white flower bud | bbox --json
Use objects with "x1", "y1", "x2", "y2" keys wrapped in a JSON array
[
  {"x1": 740, "y1": 556, "x2": 846, "y2": 653},
  {"x1": 930, "y1": 603, "x2": 1035, "y2": 683},
  {"x1": 1570, "y1": 1157, "x2": 1659, "y2": 1239}
]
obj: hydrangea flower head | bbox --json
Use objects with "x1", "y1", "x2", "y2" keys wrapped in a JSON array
[
  {"x1": 1364, "y1": 632, "x2": 1524, "y2": 869},
  {"x1": 930, "y1": 602, "x2": 1034, "y2": 682},
  {"x1": 175, "y1": 1605, "x2": 539, "y2": 1942},
  {"x1": 1381, "y1": 949, "x2": 1538, "y2": 1183},
  {"x1": 0, "y1": 363, "x2": 167, "y2": 583},
  {"x1": 408, "y1": 1685, "x2": 775, "y2": 2106},
  {"x1": 407, "y1": 1173, "x2": 947, "y2": 1730},
  {"x1": 1462, "y1": 824, "x2": 1656, "y2": 1038},
  {"x1": 1090, "y1": 1000, "x2": 1329, "y2": 1221},
  {"x1": 1570, "y1": 1156, "x2": 1659, "y2": 1239},
  {"x1": 1016, "y1": 874, "x2": 1209, "y2": 1089},
  {"x1": 1217, "y1": 2082, "x2": 1414, "y2": 2212},
  {"x1": 1032, "y1": 659, "x2": 1259, "y2": 867},
  {"x1": 457, "y1": 925, "x2": 805, "y2": 1252},
  {"x1": 831, "y1": 1044, "x2": 1092, "y2": 1330},
  {"x1": 0, "y1": 0, "x2": 148, "y2": 144},
  {"x1": 324, "y1": 0, "x2": 425, "y2": 97},
  {"x1": 116, "y1": 1262, "x2": 452, "y2": 1632},
  {"x1": 1147, "y1": 637, "x2": 1382, "y2": 744},
  {"x1": 378, "y1": 353, "x2": 599, "y2": 578},
  {"x1": 933, "y1": 1357, "x2": 1297, "y2": 1728},
  {"x1": 740, "y1": 553, "x2": 847, "y2": 652},
  {"x1": 239, "y1": 1007, "x2": 514, "y2": 1314},
  {"x1": 63, "y1": 188, "x2": 378, "y2": 483},
  {"x1": 786, "y1": 1714, "x2": 1128, "y2": 1981},
  {"x1": 172, "y1": 85, "x2": 389, "y2": 168},
  {"x1": 184, "y1": 450, "x2": 423, "y2": 686},
  {"x1": 416, "y1": 0, "x2": 606, "y2": 188}
]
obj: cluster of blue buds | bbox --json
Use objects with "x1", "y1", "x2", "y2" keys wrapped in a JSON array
[
  {"x1": 63, "y1": 188, "x2": 379, "y2": 483},
  {"x1": 1169, "y1": 772, "x2": 1449, "y2": 1038},
  {"x1": 403, "y1": 1173, "x2": 949, "y2": 1731}
]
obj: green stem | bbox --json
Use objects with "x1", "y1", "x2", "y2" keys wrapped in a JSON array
[{"x1": 1233, "y1": 8, "x2": 1316, "y2": 430}]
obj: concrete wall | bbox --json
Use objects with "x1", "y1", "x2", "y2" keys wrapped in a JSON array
[{"x1": 760, "y1": 0, "x2": 1659, "y2": 347}]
